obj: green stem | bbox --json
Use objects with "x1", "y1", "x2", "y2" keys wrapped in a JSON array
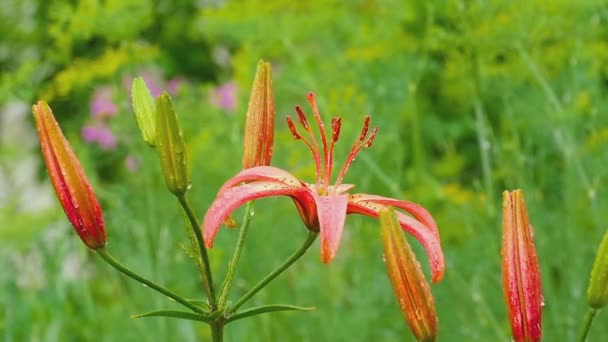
[
  {"x1": 577, "y1": 308, "x2": 599, "y2": 342},
  {"x1": 211, "y1": 321, "x2": 224, "y2": 342},
  {"x1": 96, "y1": 248, "x2": 204, "y2": 314},
  {"x1": 177, "y1": 195, "x2": 217, "y2": 308},
  {"x1": 228, "y1": 231, "x2": 318, "y2": 314},
  {"x1": 218, "y1": 201, "x2": 255, "y2": 307}
]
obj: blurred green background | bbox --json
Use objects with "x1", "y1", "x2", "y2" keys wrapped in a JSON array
[{"x1": 2, "y1": 0, "x2": 608, "y2": 341}]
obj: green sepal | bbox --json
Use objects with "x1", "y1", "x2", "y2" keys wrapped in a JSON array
[
  {"x1": 131, "y1": 77, "x2": 157, "y2": 146},
  {"x1": 155, "y1": 93, "x2": 190, "y2": 195},
  {"x1": 131, "y1": 310, "x2": 211, "y2": 323},
  {"x1": 588, "y1": 231, "x2": 608, "y2": 308},
  {"x1": 226, "y1": 304, "x2": 315, "y2": 323}
]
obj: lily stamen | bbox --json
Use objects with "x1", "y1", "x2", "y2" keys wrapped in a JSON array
[
  {"x1": 305, "y1": 92, "x2": 331, "y2": 191},
  {"x1": 334, "y1": 119, "x2": 378, "y2": 188},
  {"x1": 286, "y1": 115, "x2": 323, "y2": 186}
]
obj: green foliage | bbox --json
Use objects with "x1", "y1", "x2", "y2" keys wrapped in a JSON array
[{"x1": 2, "y1": 0, "x2": 608, "y2": 341}]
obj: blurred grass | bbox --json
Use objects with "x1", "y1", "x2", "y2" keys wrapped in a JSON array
[{"x1": 2, "y1": 0, "x2": 608, "y2": 341}]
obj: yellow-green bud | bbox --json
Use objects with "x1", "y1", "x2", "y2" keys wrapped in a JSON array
[
  {"x1": 587, "y1": 231, "x2": 608, "y2": 308},
  {"x1": 155, "y1": 93, "x2": 190, "y2": 195},
  {"x1": 131, "y1": 77, "x2": 157, "y2": 146}
]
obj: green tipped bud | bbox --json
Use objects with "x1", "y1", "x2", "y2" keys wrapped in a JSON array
[
  {"x1": 155, "y1": 93, "x2": 190, "y2": 195},
  {"x1": 242, "y1": 60, "x2": 275, "y2": 169},
  {"x1": 132, "y1": 77, "x2": 157, "y2": 146},
  {"x1": 587, "y1": 231, "x2": 608, "y2": 309}
]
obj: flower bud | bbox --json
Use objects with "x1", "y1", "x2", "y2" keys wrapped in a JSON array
[
  {"x1": 380, "y1": 207, "x2": 437, "y2": 342},
  {"x1": 33, "y1": 101, "x2": 106, "y2": 249},
  {"x1": 502, "y1": 189, "x2": 542, "y2": 342},
  {"x1": 587, "y1": 230, "x2": 608, "y2": 309},
  {"x1": 155, "y1": 93, "x2": 190, "y2": 195},
  {"x1": 131, "y1": 77, "x2": 157, "y2": 146},
  {"x1": 242, "y1": 60, "x2": 275, "y2": 169}
]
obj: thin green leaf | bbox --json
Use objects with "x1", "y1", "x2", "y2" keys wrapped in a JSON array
[
  {"x1": 131, "y1": 310, "x2": 212, "y2": 323},
  {"x1": 227, "y1": 304, "x2": 315, "y2": 323}
]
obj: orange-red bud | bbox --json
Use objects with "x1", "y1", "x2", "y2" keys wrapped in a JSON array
[
  {"x1": 242, "y1": 60, "x2": 275, "y2": 169},
  {"x1": 33, "y1": 101, "x2": 106, "y2": 249},
  {"x1": 502, "y1": 189, "x2": 542, "y2": 342},
  {"x1": 380, "y1": 207, "x2": 438, "y2": 342}
]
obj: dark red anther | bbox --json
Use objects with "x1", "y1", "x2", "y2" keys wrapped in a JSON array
[
  {"x1": 286, "y1": 116, "x2": 302, "y2": 140},
  {"x1": 359, "y1": 115, "x2": 371, "y2": 141},
  {"x1": 364, "y1": 127, "x2": 378, "y2": 148},
  {"x1": 306, "y1": 92, "x2": 316, "y2": 103},
  {"x1": 331, "y1": 117, "x2": 342, "y2": 143},
  {"x1": 295, "y1": 106, "x2": 310, "y2": 129}
]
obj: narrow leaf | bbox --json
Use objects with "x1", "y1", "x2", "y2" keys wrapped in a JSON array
[
  {"x1": 131, "y1": 310, "x2": 211, "y2": 323},
  {"x1": 227, "y1": 304, "x2": 315, "y2": 323}
]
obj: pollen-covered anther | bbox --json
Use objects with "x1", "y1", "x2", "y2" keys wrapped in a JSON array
[
  {"x1": 331, "y1": 117, "x2": 342, "y2": 143},
  {"x1": 286, "y1": 116, "x2": 302, "y2": 140},
  {"x1": 359, "y1": 115, "x2": 371, "y2": 141},
  {"x1": 295, "y1": 106, "x2": 310, "y2": 129},
  {"x1": 365, "y1": 127, "x2": 378, "y2": 148}
]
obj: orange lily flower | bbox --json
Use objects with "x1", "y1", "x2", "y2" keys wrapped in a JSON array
[{"x1": 202, "y1": 93, "x2": 444, "y2": 282}]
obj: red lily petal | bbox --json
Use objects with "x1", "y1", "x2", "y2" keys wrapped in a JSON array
[
  {"x1": 202, "y1": 181, "x2": 308, "y2": 247},
  {"x1": 348, "y1": 195, "x2": 445, "y2": 282},
  {"x1": 312, "y1": 193, "x2": 349, "y2": 263},
  {"x1": 218, "y1": 166, "x2": 302, "y2": 194},
  {"x1": 350, "y1": 194, "x2": 439, "y2": 237}
]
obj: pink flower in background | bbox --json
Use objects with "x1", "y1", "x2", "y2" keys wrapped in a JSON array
[
  {"x1": 140, "y1": 71, "x2": 164, "y2": 98},
  {"x1": 90, "y1": 86, "x2": 117, "y2": 118},
  {"x1": 124, "y1": 155, "x2": 140, "y2": 172},
  {"x1": 209, "y1": 82, "x2": 237, "y2": 112},
  {"x1": 167, "y1": 77, "x2": 185, "y2": 95},
  {"x1": 81, "y1": 125, "x2": 117, "y2": 150}
]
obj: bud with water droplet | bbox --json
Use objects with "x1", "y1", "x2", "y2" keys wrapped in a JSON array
[
  {"x1": 380, "y1": 207, "x2": 437, "y2": 342},
  {"x1": 502, "y1": 189, "x2": 542, "y2": 342},
  {"x1": 33, "y1": 101, "x2": 107, "y2": 249},
  {"x1": 587, "y1": 230, "x2": 608, "y2": 309},
  {"x1": 155, "y1": 93, "x2": 190, "y2": 195},
  {"x1": 131, "y1": 77, "x2": 157, "y2": 146},
  {"x1": 242, "y1": 60, "x2": 275, "y2": 169}
]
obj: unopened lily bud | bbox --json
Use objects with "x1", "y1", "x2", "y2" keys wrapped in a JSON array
[
  {"x1": 242, "y1": 60, "x2": 275, "y2": 169},
  {"x1": 33, "y1": 101, "x2": 107, "y2": 249},
  {"x1": 155, "y1": 93, "x2": 190, "y2": 195},
  {"x1": 587, "y1": 231, "x2": 608, "y2": 309},
  {"x1": 380, "y1": 207, "x2": 437, "y2": 342},
  {"x1": 502, "y1": 189, "x2": 542, "y2": 342},
  {"x1": 131, "y1": 77, "x2": 157, "y2": 146}
]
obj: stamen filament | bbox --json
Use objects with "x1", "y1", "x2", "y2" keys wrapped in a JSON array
[
  {"x1": 286, "y1": 116, "x2": 323, "y2": 186},
  {"x1": 306, "y1": 92, "x2": 330, "y2": 191},
  {"x1": 334, "y1": 118, "x2": 378, "y2": 187},
  {"x1": 326, "y1": 117, "x2": 341, "y2": 191},
  {"x1": 295, "y1": 105, "x2": 323, "y2": 187}
]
